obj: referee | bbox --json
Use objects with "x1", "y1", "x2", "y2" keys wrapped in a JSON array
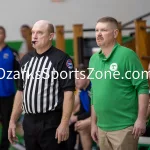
[{"x1": 8, "y1": 20, "x2": 75, "y2": 150}]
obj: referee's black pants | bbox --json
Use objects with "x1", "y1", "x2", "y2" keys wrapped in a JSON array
[
  {"x1": 23, "y1": 111, "x2": 68, "y2": 150},
  {"x1": 0, "y1": 95, "x2": 14, "y2": 150}
]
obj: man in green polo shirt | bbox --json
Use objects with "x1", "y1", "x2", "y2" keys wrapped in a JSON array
[{"x1": 89, "y1": 17, "x2": 149, "y2": 150}]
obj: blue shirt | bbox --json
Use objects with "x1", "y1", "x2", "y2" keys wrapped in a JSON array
[
  {"x1": 79, "y1": 82, "x2": 91, "y2": 112},
  {"x1": 0, "y1": 46, "x2": 18, "y2": 97}
]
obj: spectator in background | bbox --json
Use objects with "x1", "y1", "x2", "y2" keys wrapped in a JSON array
[
  {"x1": 19, "y1": 24, "x2": 34, "y2": 58},
  {"x1": 68, "y1": 64, "x2": 92, "y2": 150},
  {"x1": 0, "y1": 26, "x2": 19, "y2": 150}
]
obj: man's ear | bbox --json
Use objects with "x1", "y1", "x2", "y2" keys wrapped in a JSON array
[
  {"x1": 49, "y1": 33, "x2": 54, "y2": 41},
  {"x1": 114, "y1": 29, "x2": 119, "y2": 39}
]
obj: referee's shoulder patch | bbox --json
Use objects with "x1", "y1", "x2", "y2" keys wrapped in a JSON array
[{"x1": 66, "y1": 59, "x2": 73, "y2": 69}]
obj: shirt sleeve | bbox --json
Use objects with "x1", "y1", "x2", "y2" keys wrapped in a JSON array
[
  {"x1": 17, "y1": 66, "x2": 24, "y2": 91},
  {"x1": 17, "y1": 58, "x2": 24, "y2": 91},
  {"x1": 58, "y1": 55, "x2": 75, "y2": 91},
  {"x1": 126, "y1": 51, "x2": 149, "y2": 95},
  {"x1": 12, "y1": 50, "x2": 20, "y2": 72},
  {"x1": 12, "y1": 49, "x2": 20, "y2": 90},
  {"x1": 77, "y1": 111, "x2": 91, "y2": 120}
]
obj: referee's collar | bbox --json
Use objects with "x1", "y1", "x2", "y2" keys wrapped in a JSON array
[{"x1": 34, "y1": 45, "x2": 53, "y2": 57}]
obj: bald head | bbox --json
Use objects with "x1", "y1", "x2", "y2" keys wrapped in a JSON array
[
  {"x1": 31, "y1": 20, "x2": 55, "y2": 51},
  {"x1": 33, "y1": 20, "x2": 54, "y2": 34}
]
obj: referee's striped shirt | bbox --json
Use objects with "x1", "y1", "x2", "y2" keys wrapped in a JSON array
[{"x1": 18, "y1": 46, "x2": 75, "y2": 114}]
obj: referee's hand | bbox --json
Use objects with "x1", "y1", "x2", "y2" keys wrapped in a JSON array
[
  {"x1": 55, "y1": 122, "x2": 69, "y2": 144},
  {"x1": 8, "y1": 121, "x2": 18, "y2": 144}
]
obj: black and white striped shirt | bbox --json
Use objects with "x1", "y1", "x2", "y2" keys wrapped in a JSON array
[{"x1": 18, "y1": 46, "x2": 75, "y2": 114}]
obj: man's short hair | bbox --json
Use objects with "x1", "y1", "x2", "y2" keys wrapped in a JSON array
[
  {"x1": 0, "y1": 26, "x2": 6, "y2": 35},
  {"x1": 21, "y1": 24, "x2": 31, "y2": 30},
  {"x1": 76, "y1": 64, "x2": 89, "y2": 76},
  {"x1": 48, "y1": 24, "x2": 54, "y2": 33},
  {"x1": 97, "y1": 17, "x2": 119, "y2": 29}
]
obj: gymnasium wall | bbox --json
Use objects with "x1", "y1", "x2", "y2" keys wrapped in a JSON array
[
  {"x1": 1, "y1": 0, "x2": 150, "y2": 55},
  {"x1": 1, "y1": 0, "x2": 150, "y2": 41}
]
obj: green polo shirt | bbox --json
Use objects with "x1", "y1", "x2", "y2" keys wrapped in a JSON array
[{"x1": 89, "y1": 43, "x2": 149, "y2": 131}]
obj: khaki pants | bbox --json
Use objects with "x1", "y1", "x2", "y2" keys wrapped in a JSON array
[{"x1": 98, "y1": 126, "x2": 139, "y2": 150}]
